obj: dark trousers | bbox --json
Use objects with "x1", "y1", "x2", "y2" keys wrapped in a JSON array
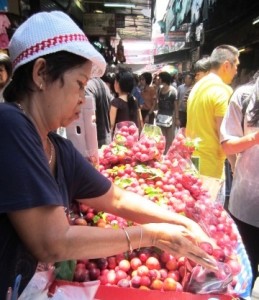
[
  {"x1": 179, "y1": 111, "x2": 187, "y2": 128},
  {"x1": 230, "y1": 213, "x2": 259, "y2": 290},
  {"x1": 224, "y1": 159, "x2": 233, "y2": 210},
  {"x1": 141, "y1": 110, "x2": 155, "y2": 125}
]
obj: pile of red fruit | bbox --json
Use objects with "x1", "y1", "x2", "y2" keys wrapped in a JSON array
[
  {"x1": 69, "y1": 123, "x2": 243, "y2": 295},
  {"x1": 99, "y1": 123, "x2": 166, "y2": 168}
]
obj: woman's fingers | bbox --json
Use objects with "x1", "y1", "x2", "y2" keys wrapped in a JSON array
[{"x1": 152, "y1": 224, "x2": 218, "y2": 271}]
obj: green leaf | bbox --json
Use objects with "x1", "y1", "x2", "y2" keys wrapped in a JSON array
[
  {"x1": 134, "y1": 164, "x2": 164, "y2": 179},
  {"x1": 114, "y1": 177, "x2": 134, "y2": 188},
  {"x1": 54, "y1": 260, "x2": 76, "y2": 281},
  {"x1": 111, "y1": 145, "x2": 127, "y2": 155}
]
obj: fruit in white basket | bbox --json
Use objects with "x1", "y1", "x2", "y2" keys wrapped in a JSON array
[
  {"x1": 89, "y1": 267, "x2": 101, "y2": 280},
  {"x1": 165, "y1": 256, "x2": 178, "y2": 271},
  {"x1": 167, "y1": 270, "x2": 181, "y2": 282},
  {"x1": 115, "y1": 269, "x2": 128, "y2": 282},
  {"x1": 106, "y1": 269, "x2": 117, "y2": 285},
  {"x1": 140, "y1": 275, "x2": 151, "y2": 287},
  {"x1": 137, "y1": 265, "x2": 149, "y2": 276},
  {"x1": 163, "y1": 277, "x2": 177, "y2": 291},
  {"x1": 107, "y1": 256, "x2": 117, "y2": 269},
  {"x1": 130, "y1": 257, "x2": 142, "y2": 270},
  {"x1": 118, "y1": 259, "x2": 131, "y2": 272},
  {"x1": 117, "y1": 278, "x2": 131, "y2": 288},
  {"x1": 159, "y1": 268, "x2": 168, "y2": 280},
  {"x1": 74, "y1": 265, "x2": 90, "y2": 282},
  {"x1": 131, "y1": 275, "x2": 142, "y2": 288},
  {"x1": 145, "y1": 256, "x2": 161, "y2": 270},
  {"x1": 150, "y1": 278, "x2": 163, "y2": 290}
]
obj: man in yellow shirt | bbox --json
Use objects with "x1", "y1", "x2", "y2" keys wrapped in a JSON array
[{"x1": 186, "y1": 45, "x2": 239, "y2": 179}]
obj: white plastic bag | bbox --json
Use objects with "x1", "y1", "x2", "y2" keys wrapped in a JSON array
[{"x1": 19, "y1": 270, "x2": 100, "y2": 300}]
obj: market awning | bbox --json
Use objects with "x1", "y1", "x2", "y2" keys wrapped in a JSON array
[{"x1": 154, "y1": 48, "x2": 191, "y2": 64}]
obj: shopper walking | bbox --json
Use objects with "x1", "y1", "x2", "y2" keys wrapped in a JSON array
[
  {"x1": 85, "y1": 77, "x2": 113, "y2": 148},
  {"x1": 140, "y1": 72, "x2": 157, "y2": 125},
  {"x1": 177, "y1": 72, "x2": 194, "y2": 128},
  {"x1": 186, "y1": 45, "x2": 239, "y2": 180},
  {"x1": 110, "y1": 68, "x2": 143, "y2": 134},
  {"x1": 156, "y1": 71, "x2": 179, "y2": 153}
]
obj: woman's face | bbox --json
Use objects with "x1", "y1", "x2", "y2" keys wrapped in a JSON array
[{"x1": 46, "y1": 60, "x2": 92, "y2": 128}]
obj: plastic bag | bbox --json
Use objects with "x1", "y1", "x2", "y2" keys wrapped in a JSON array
[
  {"x1": 113, "y1": 121, "x2": 139, "y2": 147},
  {"x1": 134, "y1": 124, "x2": 165, "y2": 162},
  {"x1": 98, "y1": 121, "x2": 139, "y2": 167},
  {"x1": 185, "y1": 263, "x2": 233, "y2": 294},
  {"x1": 19, "y1": 269, "x2": 100, "y2": 300},
  {"x1": 167, "y1": 128, "x2": 201, "y2": 159}
]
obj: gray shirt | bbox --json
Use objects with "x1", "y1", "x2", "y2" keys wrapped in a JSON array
[{"x1": 220, "y1": 84, "x2": 259, "y2": 227}]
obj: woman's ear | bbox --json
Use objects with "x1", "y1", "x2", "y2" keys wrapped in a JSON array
[{"x1": 32, "y1": 58, "x2": 47, "y2": 90}]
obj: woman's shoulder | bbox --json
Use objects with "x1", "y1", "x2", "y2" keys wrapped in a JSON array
[
  {"x1": 0, "y1": 102, "x2": 30, "y2": 130},
  {"x1": 111, "y1": 97, "x2": 127, "y2": 108}
]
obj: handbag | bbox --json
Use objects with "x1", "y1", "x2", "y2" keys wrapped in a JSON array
[{"x1": 156, "y1": 113, "x2": 173, "y2": 127}]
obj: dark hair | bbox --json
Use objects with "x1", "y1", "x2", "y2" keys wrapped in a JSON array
[
  {"x1": 159, "y1": 71, "x2": 172, "y2": 85},
  {"x1": 4, "y1": 51, "x2": 87, "y2": 103},
  {"x1": 115, "y1": 68, "x2": 134, "y2": 93},
  {"x1": 194, "y1": 57, "x2": 211, "y2": 73},
  {"x1": 140, "y1": 72, "x2": 152, "y2": 85},
  {"x1": 0, "y1": 53, "x2": 12, "y2": 79},
  {"x1": 101, "y1": 72, "x2": 115, "y2": 85},
  {"x1": 115, "y1": 68, "x2": 138, "y2": 124},
  {"x1": 210, "y1": 45, "x2": 239, "y2": 70}
]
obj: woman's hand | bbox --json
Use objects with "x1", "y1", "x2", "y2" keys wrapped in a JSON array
[{"x1": 144, "y1": 223, "x2": 217, "y2": 271}]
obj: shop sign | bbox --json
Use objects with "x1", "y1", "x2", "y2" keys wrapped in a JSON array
[{"x1": 83, "y1": 13, "x2": 116, "y2": 36}]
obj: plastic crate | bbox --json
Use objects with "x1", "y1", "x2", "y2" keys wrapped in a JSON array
[{"x1": 95, "y1": 285, "x2": 235, "y2": 300}]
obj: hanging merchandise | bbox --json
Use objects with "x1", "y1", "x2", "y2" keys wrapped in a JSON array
[
  {"x1": 116, "y1": 39, "x2": 126, "y2": 64},
  {"x1": 0, "y1": 12, "x2": 10, "y2": 49}
]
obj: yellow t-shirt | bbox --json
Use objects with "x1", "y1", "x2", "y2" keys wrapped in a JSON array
[{"x1": 186, "y1": 73, "x2": 233, "y2": 179}]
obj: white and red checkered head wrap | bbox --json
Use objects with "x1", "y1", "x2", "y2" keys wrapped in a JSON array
[{"x1": 9, "y1": 11, "x2": 106, "y2": 77}]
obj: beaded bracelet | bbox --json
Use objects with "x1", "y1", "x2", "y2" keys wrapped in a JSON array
[{"x1": 123, "y1": 227, "x2": 133, "y2": 254}]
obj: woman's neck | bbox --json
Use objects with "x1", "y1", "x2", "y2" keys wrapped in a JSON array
[
  {"x1": 118, "y1": 92, "x2": 128, "y2": 101},
  {"x1": 160, "y1": 84, "x2": 170, "y2": 94}
]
